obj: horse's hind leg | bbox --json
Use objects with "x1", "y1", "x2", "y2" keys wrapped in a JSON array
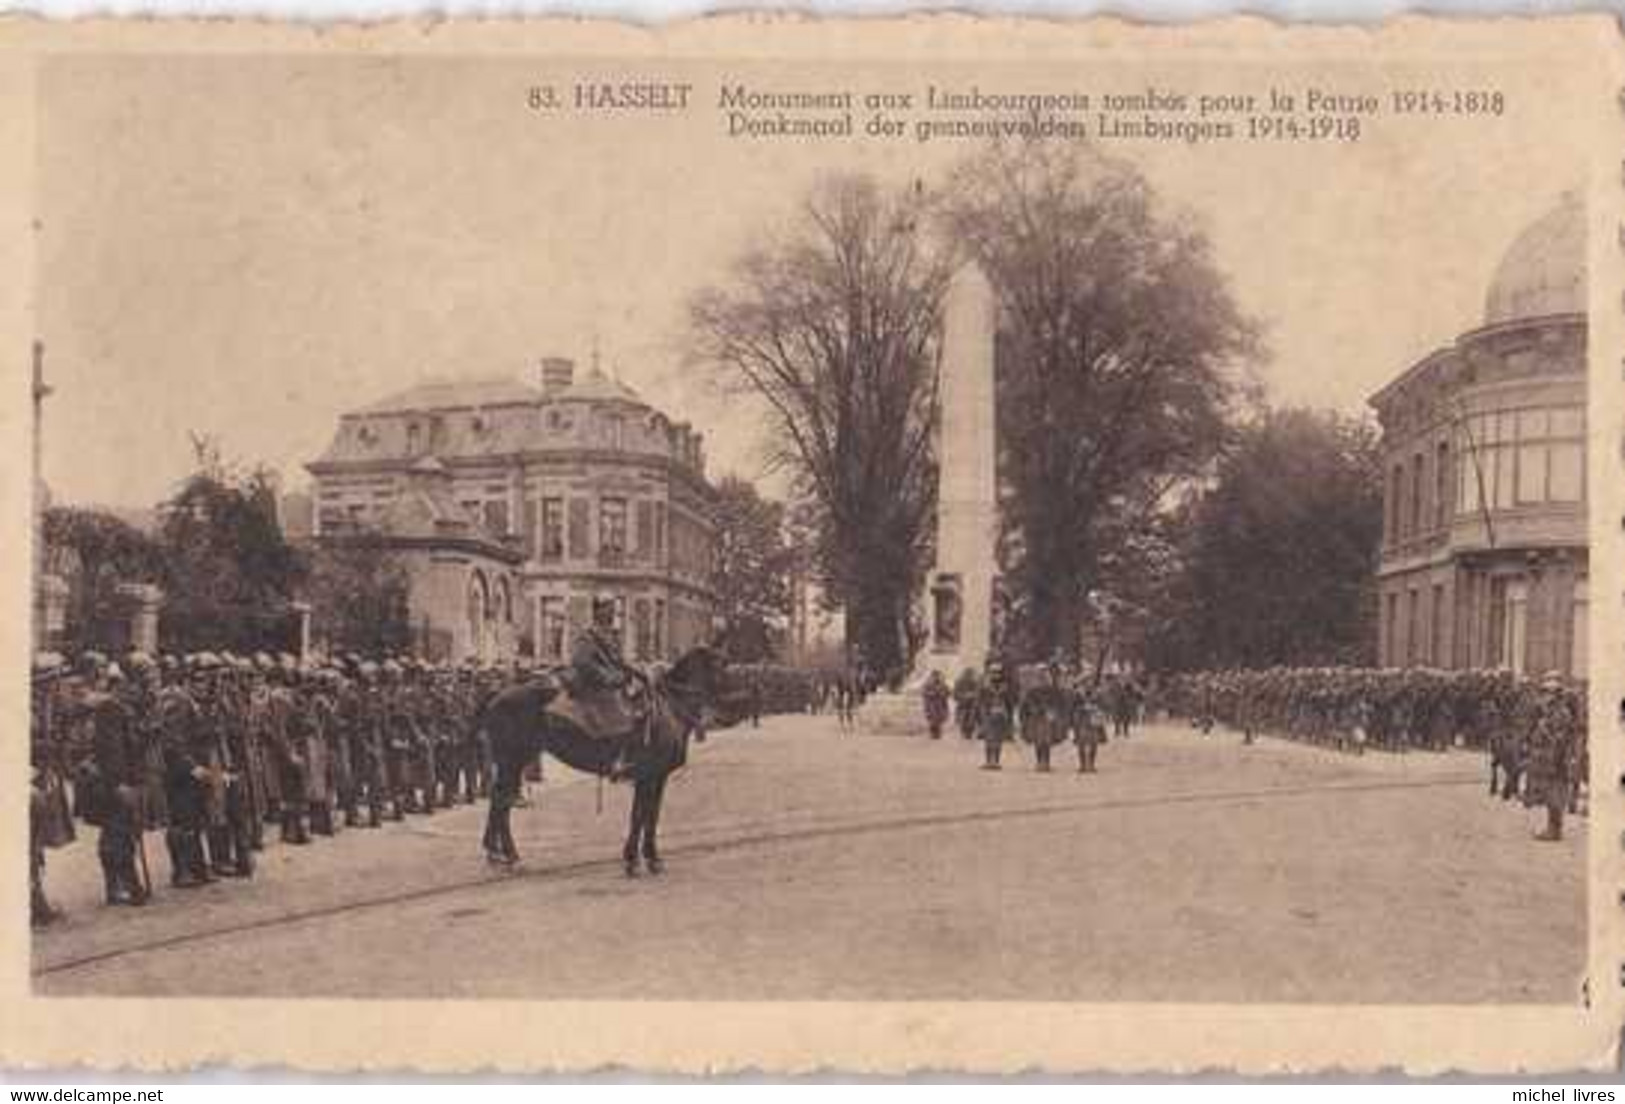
[{"x1": 642, "y1": 775, "x2": 668, "y2": 875}]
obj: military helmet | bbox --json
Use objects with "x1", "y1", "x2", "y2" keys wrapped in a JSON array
[{"x1": 104, "y1": 661, "x2": 126, "y2": 683}]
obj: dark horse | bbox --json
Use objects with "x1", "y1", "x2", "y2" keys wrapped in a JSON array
[{"x1": 478, "y1": 646, "x2": 728, "y2": 876}]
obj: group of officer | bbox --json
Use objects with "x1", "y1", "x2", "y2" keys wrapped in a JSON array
[
  {"x1": 921, "y1": 660, "x2": 1131, "y2": 773},
  {"x1": 1158, "y1": 666, "x2": 1589, "y2": 840},
  {"x1": 29, "y1": 648, "x2": 508, "y2": 927}
]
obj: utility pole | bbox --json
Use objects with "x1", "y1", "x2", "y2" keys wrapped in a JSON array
[{"x1": 31, "y1": 341, "x2": 50, "y2": 647}]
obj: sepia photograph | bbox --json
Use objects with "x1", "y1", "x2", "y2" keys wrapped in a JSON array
[{"x1": 4, "y1": 18, "x2": 1617, "y2": 1073}]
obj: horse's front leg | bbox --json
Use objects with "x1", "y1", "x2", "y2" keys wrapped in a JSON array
[
  {"x1": 623, "y1": 779, "x2": 647, "y2": 878},
  {"x1": 484, "y1": 757, "x2": 520, "y2": 866},
  {"x1": 642, "y1": 775, "x2": 669, "y2": 875}
]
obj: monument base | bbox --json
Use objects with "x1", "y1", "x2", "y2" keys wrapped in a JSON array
[{"x1": 857, "y1": 690, "x2": 926, "y2": 736}]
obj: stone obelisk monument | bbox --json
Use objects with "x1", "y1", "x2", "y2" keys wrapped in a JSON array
[
  {"x1": 860, "y1": 264, "x2": 998, "y2": 732},
  {"x1": 918, "y1": 263, "x2": 998, "y2": 680}
]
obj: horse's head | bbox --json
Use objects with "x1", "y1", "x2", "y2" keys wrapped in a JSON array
[{"x1": 660, "y1": 644, "x2": 729, "y2": 722}]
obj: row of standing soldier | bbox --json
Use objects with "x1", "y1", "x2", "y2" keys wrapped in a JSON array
[
  {"x1": 30, "y1": 649, "x2": 504, "y2": 926},
  {"x1": 1157, "y1": 666, "x2": 1587, "y2": 841}
]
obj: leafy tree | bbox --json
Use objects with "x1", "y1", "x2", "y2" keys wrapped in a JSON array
[
  {"x1": 157, "y1": 436, "x2": 306, "y2": 653},
  {"x1": 690, "y1": 174, "x2": 951, "y2": 679},
  {"x1": 303, "y1": 528, "x2": 413, "y2": 658},
  {"x1": 41, "y1": 507, "x2": 166, "y2": 653},
  {"x1": 710, "y1": 476, "x2": 795, "y2": 663},
  {"x1": 1144, "y1": 408, "x2": 1382, "y2": 670},
  {"x1": 938, "y1": 141, "x2": 1259, "y2": 663}
]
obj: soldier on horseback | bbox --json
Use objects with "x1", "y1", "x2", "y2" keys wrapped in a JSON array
[{"x1": 570, "y1": 597, "x2": 650, "y2": 778}]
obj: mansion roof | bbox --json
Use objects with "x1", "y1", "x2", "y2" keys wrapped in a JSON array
[{"x1": 311, "y1": 360, "x2": 704, "y2": 478}]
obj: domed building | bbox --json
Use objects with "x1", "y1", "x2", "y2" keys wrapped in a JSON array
[
  {"x1": 1369, "y1": 193, "x2": 1586, "y2": 677},
  {"x1": 306, "y1": 357, "x2": 718, "y2": 664}
]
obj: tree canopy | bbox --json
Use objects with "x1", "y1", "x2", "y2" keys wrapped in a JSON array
[
  {"x1": 1143, "y1": 408, "x2": 1383, "y2": 670},
  {"x1": 710, "y1": 476, "x2": 796, "y2": 663},
  {"x1": 156, "y1": 437, "x2": 306, "y2": 654},
  {"x1": 938, "y1": 140, "x2": 1260, "y2": 663},
  {"x1": 690, "y1": 173, "x2": 951, "y2": 678}
]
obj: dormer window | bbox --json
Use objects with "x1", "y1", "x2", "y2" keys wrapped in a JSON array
[{"x1": 406, "y1": 421, "x2": 422, "y2": 456}]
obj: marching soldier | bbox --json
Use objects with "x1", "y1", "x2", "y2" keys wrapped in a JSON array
[
  {"x1": 952, "y1": 667, "x2": 981, "y2": 740},
  {"x1": 977, "y1": 660, "x2": 1014, "y2": 770},
  {"x1": 921, "y1": 669, "x2": 950, "y2": 739},
  {"x1": 1072, "y1": 677, "x2": 1105, "y2": 774}
]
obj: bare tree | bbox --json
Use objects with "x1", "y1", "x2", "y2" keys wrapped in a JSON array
[
  {"x1": 689, "y1": 174, "x2": 952, "y2": 678},
  {"x1": 938, "y1": 141, "x2": 1260, "y2": 662}
]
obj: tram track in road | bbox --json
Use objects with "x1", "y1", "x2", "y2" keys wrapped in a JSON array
[{"x1": 33, "y1": 770, "x2": 1483, "y2": 982}]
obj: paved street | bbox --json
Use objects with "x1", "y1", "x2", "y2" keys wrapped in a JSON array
[{"x1": 33, "y1": 712, "x2": 1585, "y2": 1003}]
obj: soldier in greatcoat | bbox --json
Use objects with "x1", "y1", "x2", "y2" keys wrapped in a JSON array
[
  {"x1": 157, "y1": 658, "x2": 214, "y2": 888},
  {"x1": 82, "y1": 668, "x2": 150, "y2": 906}
]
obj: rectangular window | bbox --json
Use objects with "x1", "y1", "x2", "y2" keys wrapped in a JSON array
[
  {"x1": 568, "y1": 498, "x2": 590, "y2": 559},
  {"x1": 653, "y1": 502, "x2": 668, "y2": 565},
  {"x1": 1571, "y1": 578, "x2": 1589, "y2": 678},
  {"x1": 1505, "y1": 581, "x2": 1528, "y2": 676},
  {"x1": 1410, "y1": 455, "x2": 1424, "y2": 535},
  {"x1": 1494, "y1": 447, "x2": 1515, "y2": 509},
  {"x1": 653, "y1": 598, "x2": 667, "y2": 659},
  {"x1": 634, "y1": 500, "x2": 653, "y2": 560},
  {"x1": 1435, "y1": 441, "x2": 1450, "y2": 528},
  {"x1": 1406, "y1": 589, "x2": 1420, "y2": 665},
  {"x1": 600, "y1": 497, "x2": 628, "y2": 565},
  {"x1": 1549, "y1": 441, "x2": 1583, "y2": 502},
  {"x1": 539, "y1": 597, "x2": 567, "y2": 661},
  {"x1": 1487, "y1": 576, "x2": 1508, "y2": 668},
  {"x1": 520, "y1": 596, "x2": 539, "y2": 658},
  {"x1": 567, "y1": 594, "x2": 591, "y2": 638},
  {"x1": 540, "y1": 498, "x2": 565, "y2": 561},
  {"x1": 632, "y1": 598, "x2": 651, "y2": 662},
  {"x1": 483, "y1": 499, "x2": 510, "y2": 537},
  {"x1": 1388, "y1": 466, "x2": 1403, "y2": 542},
  {"x1": 1516, "y1": 443, "x2": 1546, "y2": 503},
  {"x1": 522, "y1": 499, "x2": 539, "y2": 559},
  {"x1": 1384, "y1": 593, "x2": 1398, "y2": 665},
  {"x1": 1430, "y1": 582, "x2": 1445, "y2": 666}
]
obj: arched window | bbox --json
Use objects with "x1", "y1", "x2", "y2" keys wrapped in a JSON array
[
  {"x1": 468, "y1": 570, "x2": 490, "y2": 657},
  {"x1": 497, "y1": 576, "x2": 513, "y2": 625}
]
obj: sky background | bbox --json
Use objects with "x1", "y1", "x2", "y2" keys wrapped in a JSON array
[{"x1": 34, "y1": 50, "x2": 1591, "y2": 511}]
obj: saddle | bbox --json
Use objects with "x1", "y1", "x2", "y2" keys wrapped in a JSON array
[{"x1": 542, "y1": 673, "x2": 650, "y2": 744}]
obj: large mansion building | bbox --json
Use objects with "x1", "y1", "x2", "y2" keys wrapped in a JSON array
[{"x1": 307, "y1": 357, "x2": 718, "y2": 665}]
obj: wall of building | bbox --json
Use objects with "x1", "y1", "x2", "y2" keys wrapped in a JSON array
[
  {"x1": 1372, "y1": 316, "x2": 1586, "y2": 678},
  {"x1": 308, "y1": 375, "x2": 718, "y2": 666}
]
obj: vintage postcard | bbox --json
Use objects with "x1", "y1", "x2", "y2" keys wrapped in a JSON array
[{"x1": 0, "y1": 14, "x2": 1621, "y2": 1075}]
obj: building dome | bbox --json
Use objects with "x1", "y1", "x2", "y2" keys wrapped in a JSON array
[{"x1": 1483, "y1": 193, "x2": 1584, "y2": 326}]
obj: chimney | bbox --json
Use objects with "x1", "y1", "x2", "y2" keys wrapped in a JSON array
[{"x1": 540, "y1": 357, "x2": 575, "y2": 397}]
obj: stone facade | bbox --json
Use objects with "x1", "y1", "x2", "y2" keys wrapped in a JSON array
[
  {"x1": 1369, "y1": 194, "x2": 1587, "y2": 677},
  {"x1": 307, "y1": 359, "x2": 718, "y2": 665}
]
